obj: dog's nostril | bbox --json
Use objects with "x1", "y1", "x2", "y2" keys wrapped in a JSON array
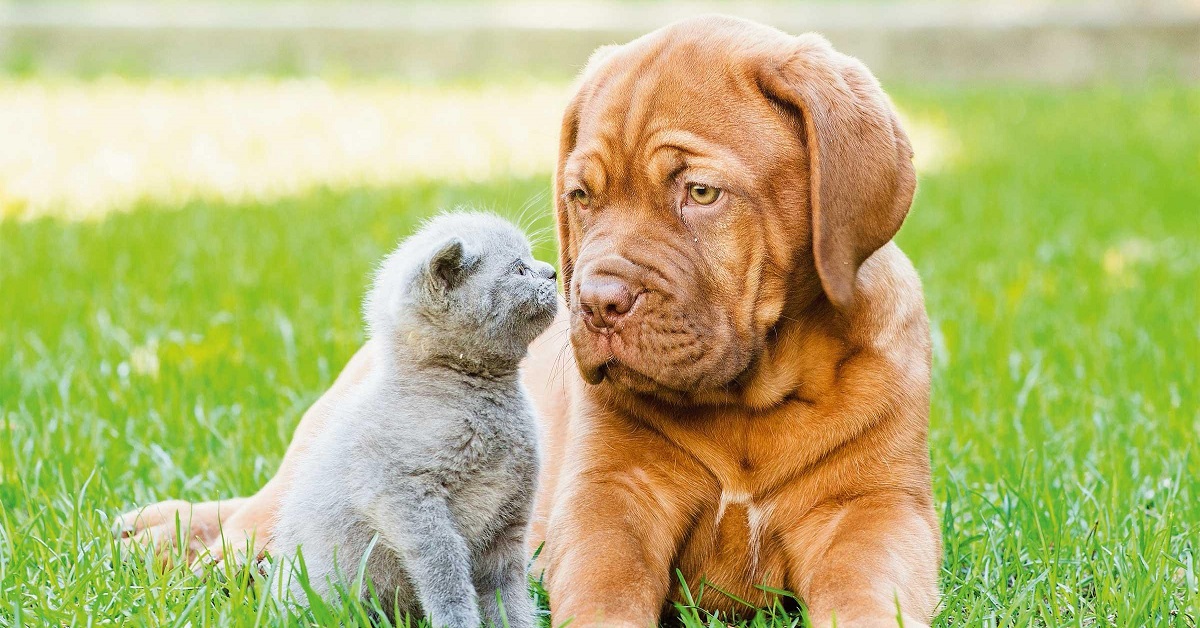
[{"x1": 579, "y1": 277, "x2": 636, "y2": 330}]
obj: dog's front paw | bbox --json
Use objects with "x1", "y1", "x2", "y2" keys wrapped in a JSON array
[
  {"x1": 116, "y1": 518, "x2": 210, "y2": 569},
  {"x1": 113, "y1": 500, "x2": 195, "y2": 540}
]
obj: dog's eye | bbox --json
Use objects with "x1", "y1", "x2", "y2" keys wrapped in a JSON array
[
  {"x1": 688, "y1": 184, "x2": 721, "y2": 205},
  {"x1": 570, "y1": 189, "x2": 590, "y2": 207}
]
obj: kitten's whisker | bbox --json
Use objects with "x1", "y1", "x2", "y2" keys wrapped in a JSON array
[
  {"x1": 550, "y1": 343, "x2": 574, "y2": 387},
  {"x1": 514, "y1": 190, "x2": 549, "y2": 235}
]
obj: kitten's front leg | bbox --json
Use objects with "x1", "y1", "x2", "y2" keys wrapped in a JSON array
[
  {"x1": 372, "y1": 490, "x2": 480, "y2": 628},
  {"x1": 475, "y1": 523, "x2": 537, "y2": 628}
]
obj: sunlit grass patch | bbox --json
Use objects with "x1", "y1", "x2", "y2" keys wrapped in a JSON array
[
  {"x1": 0, "y1": 78, "x2": 570, "y2": 220},
  {"x1": 0, "y1": 77, "x2": 955, "y2": 221}
]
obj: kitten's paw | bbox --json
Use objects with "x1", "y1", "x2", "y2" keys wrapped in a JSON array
[
  {"x1": 432, "y1": 605, "x2": 482, "y2": 628},
  {"x1": 505, "y1": 610, "x2": 541, "y2": 628}
]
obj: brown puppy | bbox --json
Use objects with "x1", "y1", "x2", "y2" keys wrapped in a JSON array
[
  {"x1": 539, "y1": 16, "x2": 938, "y2": 627},
  {"x1": 116, "y1": 15, "x2": 939, "y2": 628}
]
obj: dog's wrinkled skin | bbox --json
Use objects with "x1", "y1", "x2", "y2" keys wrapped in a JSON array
[
  {"x1": 115, "y1": 16, "x2": 939, "y2": 628},
  {"x1": 540, "y1": 17, "x2": 939, "y2": 628}
]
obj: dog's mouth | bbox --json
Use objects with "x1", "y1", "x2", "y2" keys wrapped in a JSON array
[
  {"x1": 571, "y1": 320, "x2": 741, "y2": 398},
  {"x1": 577, "y1": 352, "x2": 667, "y2": 393},
  {"x1": 573, "y1": 329, "x2": 618, "y2": 385},
  {"x1": 572, "y1": 324, "x2": 656, "y2": 388},
  {"x1": 601, "y1": 360, "x2": 681, "y2": 393},
  {"x1": 580, "y1": 359, "x2": 609, "y2": 386}
]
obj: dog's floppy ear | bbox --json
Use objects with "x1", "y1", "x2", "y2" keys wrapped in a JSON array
[
  {"x1": 757, "y1": 34, "x2": 916, "y2": 312},
  {"x1": 555, "y1": 44, "x2": 623, "y2": 297}
]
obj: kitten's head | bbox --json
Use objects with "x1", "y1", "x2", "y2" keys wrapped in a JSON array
[{"x1": 367, "y1": 211, "x2": 559, "y2": 369}]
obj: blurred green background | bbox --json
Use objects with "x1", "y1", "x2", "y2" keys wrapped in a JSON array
[{"x1": 1, "y1": 1, "x2": 1198, "y2": 626}]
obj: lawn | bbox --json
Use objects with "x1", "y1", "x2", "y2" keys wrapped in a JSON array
[{"x1": 1, "y1": 85, "x2": 1198, "y2": 626}]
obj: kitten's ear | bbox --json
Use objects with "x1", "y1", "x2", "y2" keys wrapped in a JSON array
[{"x1": 425, "y1": 237, "x2": 475, "y2": 290}]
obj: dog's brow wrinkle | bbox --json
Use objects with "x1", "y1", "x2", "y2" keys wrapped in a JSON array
[{"x1": 623, "y1": 69, "x2": 662, "y2": 153}]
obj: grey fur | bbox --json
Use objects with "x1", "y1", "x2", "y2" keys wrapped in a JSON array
[{"x1": 271, "y1": 211, "x2": 557, "y2": 628}]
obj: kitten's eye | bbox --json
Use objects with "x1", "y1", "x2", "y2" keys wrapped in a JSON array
[
  {"x1": 569, "y1": 189, "x2": 590, "y2": 207},
  {"x1": 517, "y1": 263, "x2": 530, "y2": 276},
  {"x1": 687, "y1": 184, "x2": 721, "y2": 206}
]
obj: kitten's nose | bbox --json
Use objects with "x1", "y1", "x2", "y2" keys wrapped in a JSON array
[
  {"x1": 532, "y1": 261, "x2": 556, "y2": 282},
  {"x1": 578, "y1": 277, "x2": 636, "y2": 330}
]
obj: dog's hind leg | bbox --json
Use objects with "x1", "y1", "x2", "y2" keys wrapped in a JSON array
[
  {"x1": 112, "y1": 343, "x2": 380, "y2": 567},
  {"x1": 114, "y1": 498, "x2": 246, "y2": 566}
]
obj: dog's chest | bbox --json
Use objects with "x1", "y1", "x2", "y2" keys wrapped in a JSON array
[
  {"x1": 657, "y1": 415, "x2": 799, "y2": 613},
  {"x1": 672, "y1": 489, "x2": 790, "y2": 613}
]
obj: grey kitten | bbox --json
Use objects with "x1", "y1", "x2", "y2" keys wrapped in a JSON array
[{"x1": 271, "y1": 211, "x2": 558, "y2": 628}]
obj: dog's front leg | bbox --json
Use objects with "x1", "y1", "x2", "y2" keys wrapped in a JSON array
[
  {"x1": 543, "y1": 423, "x2": 708, "y2": 628},
  {"x1": 785, "y1": 493, "x2": 941, "y2": 628}
]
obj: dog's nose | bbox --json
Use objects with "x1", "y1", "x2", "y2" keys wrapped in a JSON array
[{"x1": 579, "y1": 277, "x2": 636, "y2": 330}]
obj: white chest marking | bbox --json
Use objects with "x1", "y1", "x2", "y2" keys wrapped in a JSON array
[{"x1": 714, "y1": 491, "x2": 773, "y2": 572}]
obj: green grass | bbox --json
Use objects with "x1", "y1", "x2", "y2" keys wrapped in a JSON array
[{"x1": 1, "y1": 85, "x2": 1198, "y2": 626}]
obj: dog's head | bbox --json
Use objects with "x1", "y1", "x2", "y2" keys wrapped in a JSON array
[{"x1": 556, "y1": 16, "x2": 915, "y2": 404}]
